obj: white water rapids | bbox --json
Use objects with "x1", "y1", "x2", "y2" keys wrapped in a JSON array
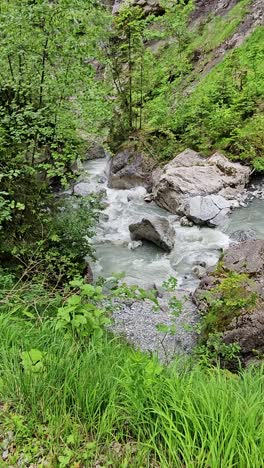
[
  {"x1": 70, "y1": 157, "x2": 264, "y2": 358},
  {"x1": 79, "y1": 158, "x2": 264, "y2": 289},
  {"x1": 81, "y1": 158, "x2": 237, "y2": 291}
]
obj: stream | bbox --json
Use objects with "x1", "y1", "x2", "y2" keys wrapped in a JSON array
[
  {"x1": 72, "y1": 157, "x2": 264, "y2": 359},
  {"x1": 81, "y1": 157, "x2": 264, "y2": 291}
]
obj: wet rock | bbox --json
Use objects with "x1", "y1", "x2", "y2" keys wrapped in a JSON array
[
  {"x1": 98, "y1": 176, "x2": 107, "y2": 184},
  {"x1": 84, "y1": 263, "x2": 94, "y2": 284},
  {"x1": 84, "y1": 143, "x2": 105, "y2": 160},
  {"x1": 129, "y1": 216, "x2": 175, "y2": 252},
  {"x1": 230, "y1": 229, "x2": 257, "y2": 243},
  {"x1": 192, "y1": 265, "x2": 207, "y2": 279},
  {"x1": 144, "y1": 193, "x2": 154, "y2": 203},
  {"x1": 99, "y1": 213, "x2": 110, "y2": 222},
  {"x1": 184, "y1": 194, "x2": 232, "y2": 226},
  {"x1": 193, "y1": 260, "x2": 207, "y2": 268},
  {"x1": 152, "y1": 149, "x2": 250, "y2": 226},
  {"x1": 180, "y1": 216, "x2": 193, "y2": 227},
  {"x1": 108, "y1": 143, "x2": 155, "y2": 190}
]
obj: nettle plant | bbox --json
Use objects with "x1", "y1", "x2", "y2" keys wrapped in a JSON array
[{"x1": 56, "y1": 279, "x2": 110, "y2": 341}]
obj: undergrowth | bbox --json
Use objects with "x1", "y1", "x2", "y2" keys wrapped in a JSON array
[{"x1": 0, "y1": 276, "x2": 264, "y2": 467}]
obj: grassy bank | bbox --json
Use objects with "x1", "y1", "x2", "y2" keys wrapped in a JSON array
[{"x1": 0, "y1": 313, "x2": 264, "y2": 467}]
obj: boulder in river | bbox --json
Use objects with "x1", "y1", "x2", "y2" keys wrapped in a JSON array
[
  {"x1": 152, "y1": 149, "x2": 251, "y2": 226},
  {"x1": 108, "y1": 142, "x2": 155, "y2": 190},
  {"x1": 84, "y1": 142, "x2": 106, "y2": 160},
  {"x1": 184, "y1": 194, "x2": 232, "y2": 226},
  {"x1": 129, "y1": 216, "x2": 175, "y2": 252}
]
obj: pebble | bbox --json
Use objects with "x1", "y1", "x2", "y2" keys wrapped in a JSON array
[{"x1": 110, "y1": 290, "x2": 199, "y2": 363}]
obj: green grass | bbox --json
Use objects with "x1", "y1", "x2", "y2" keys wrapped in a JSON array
[
  {"x1": 0, "y1": 314, "x2": 264, "y2": 467},
  {"x1": 191, "y1": 0, "x2": 252, "y2": 54}
]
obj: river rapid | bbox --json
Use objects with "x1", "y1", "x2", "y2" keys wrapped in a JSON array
[{"x1": 81, "y1": 157, "x2": 264, "y2": 292}]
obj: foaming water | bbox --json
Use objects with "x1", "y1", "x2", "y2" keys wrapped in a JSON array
[{"x1": 82, "y1": 158, "x2": 232, "y2": 290}]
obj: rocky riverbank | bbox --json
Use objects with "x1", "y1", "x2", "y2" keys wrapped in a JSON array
[{"x1": 70, "y1": 143, "x2": 264, "y2": 363}]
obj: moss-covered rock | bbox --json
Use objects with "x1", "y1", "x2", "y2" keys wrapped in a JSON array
[{"x1": 194, "y1": 240, "x2": 264, "y2": 365}]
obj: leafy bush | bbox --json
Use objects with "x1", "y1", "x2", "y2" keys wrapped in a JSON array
[
  {"x1": 200, "y1": 272, "x2": 258, "y2": 337},
  {"x1": 56, "y1": 279, "x2": 110, "y2": 341}
]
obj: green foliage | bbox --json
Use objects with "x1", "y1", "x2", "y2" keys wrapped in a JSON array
[
  {"x1": 20, "y1": 349, "x2": 45, "y2": 374},
  {"x1": 56, "y1": 279, "x2": 110, "y2": 341},
  {"x1": 0, "y1": 194, "x2": 101, "y2": 284},
  {"x1": 0, "y1": 0, "x2": 112, "y2": 274},
  {"x1": 190, "y1": 0, "x2": 251, "y2": 54},
  {"x1": 200, "y1": 272, "x2": 258, "y2": 337},
  {"x1": 108, "y1": 0, "x2": 191, "y2": 144},
  {"x1": 0, "y1": 312, "x2": 264, "y2": 466},
  {"x1": 145, "y1": 26, "x2": 264, "y2": 164},
  {"x1": 195, "y1": 333, "x2": 241, "y2": 367}
]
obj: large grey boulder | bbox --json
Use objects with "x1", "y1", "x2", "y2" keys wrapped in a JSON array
[
  {"x1": 152, "y1": 149, "x2": 251, "y2": 226},
  {"x1": 129, "y1": 216, "x2": 175, "y2": 252},
  {"x1": 184, "y1": 194, "x2": 232, "y2": 226},
  {"x1": 108, "y1": 144, "x2": 155, "y2": 190},
  {"x1": 223, "y1": 240, "x2": 264, "y2": 277}
]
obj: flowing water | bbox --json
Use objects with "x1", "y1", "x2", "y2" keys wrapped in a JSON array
[
  {"x1": 224, "y1": 198, "x2": 264, "y2": 240},
  {"x1": 81, "y1": 158, "x2": 235, "y2": 290},
  {"x1": 75, "y1": 158, "x2": 264, "y2": 358}
]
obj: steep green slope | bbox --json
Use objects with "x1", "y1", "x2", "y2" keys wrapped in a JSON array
[
  {"x1": 145, "y1": 27, "x2": 264, "y2": 166},
  {"x1": 110, "y1": 0, "x2": 264, "y2": 168}
]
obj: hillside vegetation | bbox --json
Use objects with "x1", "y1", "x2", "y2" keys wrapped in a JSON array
[{"x1": 109, "y1": 0, "x2": 264, "y2": 165}]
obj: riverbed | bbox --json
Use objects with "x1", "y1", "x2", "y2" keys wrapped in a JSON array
[
  {"x1": 81, "y1": 158, "x2": 263, "y2": 288},
  {"x1": 75, "y1": 157, "x2": 264, "y2": 359}
]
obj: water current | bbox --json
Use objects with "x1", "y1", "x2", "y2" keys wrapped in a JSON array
[{"x1": 82, "y1": 158, "x2": 264, "y2": 291}]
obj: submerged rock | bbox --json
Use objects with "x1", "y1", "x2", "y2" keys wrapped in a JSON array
[
  {"x1": 152, "y1": 149, "x2": 251, "y2": 226},
  {"x1": 192, "y1": 265, "x2": 207, "y2": 279},
  {"x1": 129, "y1": 216, "x2": 175, "y2": 252},
  {"x1": 180, "y1": 216, "x2": 194, "y2": 227},
  {"x1": 230, "y1": 229, "x2": 257, "y2": 243}
]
